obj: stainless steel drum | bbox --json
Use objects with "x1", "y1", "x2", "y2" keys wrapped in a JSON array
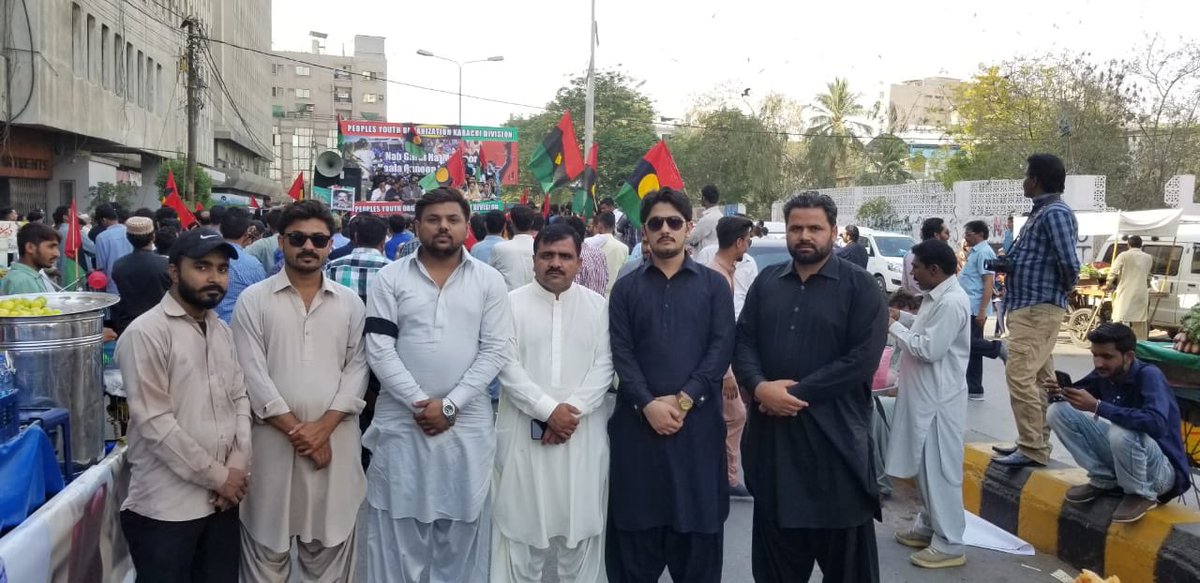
[{"x1": 0, "y1": 292, "x2": 119, "y2": 468}]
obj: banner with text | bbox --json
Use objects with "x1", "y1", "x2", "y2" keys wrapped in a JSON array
[
  {"x1": 339, "y1": 122, "x2": 519, "y2": 191},
  {"x1": 352, "y1": 200, "x2": 503, "y2": 217}
]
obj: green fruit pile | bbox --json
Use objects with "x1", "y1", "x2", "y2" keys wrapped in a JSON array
[{"x1": 0, "y1": 296, "x2": 63, "y2": 317}]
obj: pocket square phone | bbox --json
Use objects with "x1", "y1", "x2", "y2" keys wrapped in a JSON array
[{"x1": 531, "y1": 419, "x2": 548, "y2": 440}]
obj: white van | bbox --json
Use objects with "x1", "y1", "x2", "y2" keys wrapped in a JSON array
[
  {"x1": 1095, "y1": 222, "x2": 1200, "y2": 333},
  {"x1": 852, "y1": 227, "x2": 916, "y2": 293}
]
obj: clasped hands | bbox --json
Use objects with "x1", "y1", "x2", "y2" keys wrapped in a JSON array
[
  {"x1": 541, "y1": 403, "x2": 582, "y2": 445},
  {"x1": 754, "y1": 379, "x2": 808, "y2": 416},
  {"x1": 210, "y1": 466, "x2": 249, "y2": 511}
]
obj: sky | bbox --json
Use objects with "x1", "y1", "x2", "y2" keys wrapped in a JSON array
[{"x1": 272, "y1": 0, "x2": 1200, "y2": 129}]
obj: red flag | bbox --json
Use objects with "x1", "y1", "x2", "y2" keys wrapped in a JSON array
[
  {"x1": 519, "y1": 187, "x2": 529, "y2": 206},
  {"x1": 195, "y1": 202, "x2": 204, "y2": 212},
  {"x1": 288, "y1": 172, "x2": 305, "y2": 201},
  {"x1": 162, "y1": 169, "x2": 198, "y2": 228},
  {"x1": 465, "y1": 226, "x2": 478, "y2": 251},
  {"x1": 249, "y1": 196, "x2": 260, "y2": 209},
  {"x1": 64, "y1": 199, "x2": 82, "y2": 261},
  {"x1": 542, "y1": 191, "x2": 551, "y2": 219},
  {"x1": 446, "y1": 145, "x2": 466, "y2": 189}
]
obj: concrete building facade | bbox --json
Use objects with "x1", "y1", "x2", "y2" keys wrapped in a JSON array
[
  {"x1": 268, "y1": 35, "x2": 388, "y2": 194},
  {"x1": 888, "y1": 77, "x2": 962, "y2": 131},
  {"x1": 0, "y1": 0, "x2": 277, "y2": 215}
]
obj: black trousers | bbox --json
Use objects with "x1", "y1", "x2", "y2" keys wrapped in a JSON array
[
  {"x1": 751, "y1": 510, "x2": 879, "y2": 583},
  {"x1": 606, "y1": 525, "x2": 723, "y2": 583},
  {"x1": 120, "y1": 507, "x2": 240, "y2": 583},
  {"x1": 967, "y1": 317, "x2": 1001, "y2": 395}
]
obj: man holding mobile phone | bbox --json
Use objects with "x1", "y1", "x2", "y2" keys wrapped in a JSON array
[
  {"x1": 492, "y1": 224, "x2": 614, "y2": 582},
  {"x1": 1045, "y1": 323, "x2": 1191, "y2": 523}
]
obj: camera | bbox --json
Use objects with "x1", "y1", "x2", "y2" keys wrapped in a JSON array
[{"x1": 984, "y1": 257, "x2": 1014, "y2": 274}]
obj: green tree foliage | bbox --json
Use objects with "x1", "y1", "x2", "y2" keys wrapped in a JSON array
[
  {"x1": 808, "y1": 78, "x2": 873, "y2": 186},
  {"x1": 858, "y1": 134, "x2": 913, "y2": 186},
  {"x1": 856, "y1": 196, "x2": 899, "y2": 229},
  {"x1": 503, "y1": 71, "x2": 658, "y2": 203},
  {"x1": 156, "y1": 159, "x2": 213, "y2": 207},
  {"x1": 88, "y1": 182, "x2": 138, "y2": 212},
  {"x1": 671, "y1": 108, "x2": 789, "y2": 218}
]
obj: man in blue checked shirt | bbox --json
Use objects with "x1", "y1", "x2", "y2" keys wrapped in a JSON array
[
  {"x1": 215, "y1": 208, "x2": 266, "y2": 324},
  {"x1": 992, "y1": 154, "x2": 1081, "y2": 468}
]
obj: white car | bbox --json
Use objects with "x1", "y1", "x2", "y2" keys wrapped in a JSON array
[{"x1": 852, "y1": 227, "x2": 916, "y2": 293}]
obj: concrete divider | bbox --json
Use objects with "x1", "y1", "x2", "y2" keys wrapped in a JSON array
[{"x1": 963, "y1": 442, "x2": 1200, "y2": 582}]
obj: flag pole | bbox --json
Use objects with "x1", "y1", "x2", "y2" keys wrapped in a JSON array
[{"x1": 583, "y1": 0, "x2": 597, "y2": 164}]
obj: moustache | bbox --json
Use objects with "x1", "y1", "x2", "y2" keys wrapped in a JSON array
[
  {"x1": 545, "y1": 268, "x2": 565, "y2": 276},
  {"x1": 200, "y1": 286, "x2": 225, "y2": 294},
  {"x1": 297, "y1": 252, "x2": 320, "y2": 259}
]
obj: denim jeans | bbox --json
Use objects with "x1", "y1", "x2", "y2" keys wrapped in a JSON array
[{"x1": 1046, "y1": 402, "x2": 1175, "y2": 500}]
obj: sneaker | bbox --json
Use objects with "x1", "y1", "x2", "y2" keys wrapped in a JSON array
[
  {"x1": 729, "y1": 484, "x2": 752, "y2": 499},
  {"x1": 968, "y1": 393, "x2": 985, "y2": 401},
  {"x1": 997, "y1": 340, "x2": 1009, "y2": 362},
  {"x1": 992, "y1": 452, "x2": 1045, "y2": 467},
  {"x1": 909, "y1": 548, "x2": 966, "y2": 569},
  {"x1": 1065, "y1": 483, "x2": 1121, "y2": 504},
  {"x1": 1112, "y1": 495, "x2": 1158, "y2": 523},
  {"x1": 894, "y1": 529, "x2": 932, "y2": 549}
]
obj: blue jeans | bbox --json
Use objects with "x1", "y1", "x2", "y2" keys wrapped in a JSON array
[{"x1": 1046, "y1": 402, "x2": 1175, "y2": 500}]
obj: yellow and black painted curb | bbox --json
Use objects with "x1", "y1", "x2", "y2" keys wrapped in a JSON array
[{"x1": 963, "y1": 443, "x2": 1200, "y2": 582}]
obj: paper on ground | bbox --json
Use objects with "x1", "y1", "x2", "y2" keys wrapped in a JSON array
[{"x1": 964, "y1": 511, "x2": 1035, "y2": 555}]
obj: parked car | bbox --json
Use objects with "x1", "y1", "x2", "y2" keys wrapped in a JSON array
[{"x1": 745, "y1": 228, "x2": 915, "y2": 294}]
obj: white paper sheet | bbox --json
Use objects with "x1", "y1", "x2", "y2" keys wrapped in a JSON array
[{"x1": 964, "y1": 510, "x2": 1035, "y2": 555}]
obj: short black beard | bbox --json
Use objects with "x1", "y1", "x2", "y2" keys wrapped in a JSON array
[
  {"x1": 420, "y1": 242, "x2": 462, "y2": 259},
  {"x1": 789, "y1": 242, "x2": 832, "y2": 265},
  {"x1": 178, "y1": 280, "x2": 225, "y2": 310}
]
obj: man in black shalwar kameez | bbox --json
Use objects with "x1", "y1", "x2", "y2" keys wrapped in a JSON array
[
  {"x1": 735, "y1": 192, "x2": 888, "y2": 583},
  {"x1": 606, "y1": 188, "x2": 736, "y2": 583}
]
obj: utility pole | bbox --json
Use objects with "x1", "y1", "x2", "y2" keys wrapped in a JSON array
[
  {"x1": 182, "y1": 18, "x2": 201, "y2": 205},
  {"x1": 583, "y1": 0, "x2": 597, "y2": 162}
]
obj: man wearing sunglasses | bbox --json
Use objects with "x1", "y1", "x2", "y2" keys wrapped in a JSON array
[
  {"x1": 607, "y1": 188, "x2": 736, "y2": 582},
  {"x1": 232, "y1": 200, "x2": 370, "y2": 581},
  {"x1": 364, "y1": 187, "x2": 513, "y2": 582}
]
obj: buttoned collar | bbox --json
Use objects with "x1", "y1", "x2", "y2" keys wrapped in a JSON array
[
  {"x1": 925, "y1": 275, "x2": 960, "y2": 302},
  {"x1": 776, "y1": 254, "x2": 842, "y2": 281},
  {"x1": 643, "y1": 254, "x2": 704, "y2": 277},
  {"x1": 268, "y1": 268, "x2": 337, "y2": 295},
  {"x1": 160, "y1": 291, "x2": 220, "y2": 327},
  {"x1": 530, "y1": 280, "x2": 576, "y2": 301},
  {"x1": 1031, "y1": 192, "x2": 1063, "y2": 210}
]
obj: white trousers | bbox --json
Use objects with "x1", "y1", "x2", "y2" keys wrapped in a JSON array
[
  {"x1": 491, "y1": 533, "x2": 606, "y2": 583},
  {"x1": 365, "y1": 504, "x2": 489, "y2": 583},
  {"x1": 239, "y1": 526, "x2": 357, "y2": 583},
  {"x1": 912, "y1": 424, "x2": 966, "y2": 556}
]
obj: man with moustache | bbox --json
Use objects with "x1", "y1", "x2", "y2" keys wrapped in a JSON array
[
  {"x1": 607, "y1": 188, "x2": 735, "y2": 582},
  {"x1": 116, "y1": 228, "x2": 250, "y2": 581},
  {"x1": 365, "y1": 188, "x2": 513, "y2": 582},
  {"x1": 735, "y1": 192, "x2": 888, "y2": 582},
  {"x1": 492, "y1": 223, "x2": 614, "y2": 582},
  {"x1": 232, "y1": 200, "x2": 369, "y2": 581}
]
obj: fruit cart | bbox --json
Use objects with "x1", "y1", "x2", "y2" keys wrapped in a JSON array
[{"x1": 1134, "y1": 340, "x2": 1200, "y2": 505}]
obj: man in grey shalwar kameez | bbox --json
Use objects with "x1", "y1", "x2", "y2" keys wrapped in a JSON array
[
  {"x1": 886, "y1": 239, "x2": 971, "y2": 569},
  {"x1": 363, "y1": 188, "x2": 513, "y2": 582}
]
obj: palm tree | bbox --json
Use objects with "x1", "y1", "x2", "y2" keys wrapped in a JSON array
[
  {"x1": 809, "y1": 78, "x2": 873, "y2": 185},
  {"x1": 865, "y1": 134, "x2": 913, "y2": 185}
]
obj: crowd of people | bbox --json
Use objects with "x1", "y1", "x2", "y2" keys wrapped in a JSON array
[{"x1": 0, "y1": 151, "x2": 1191, "y2": 582}]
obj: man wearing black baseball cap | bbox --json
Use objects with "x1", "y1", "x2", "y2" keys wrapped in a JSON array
[{"x1": 116, "y1": 225, "x2": 251, "y2": 580}]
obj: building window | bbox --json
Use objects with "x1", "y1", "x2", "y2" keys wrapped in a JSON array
[
  {"x1": 272, "y1": 63, "x2": 283, "y2": 75},
  {"x1": 101, "y1": 25, "x2": 111, "y2": 90},
  {"x1": 272, "y1": 105, "x2": 284, "y2": 118},
  {"x1": 335, "y1": 109, "x2": 352, "y2": 120},
  {"x1": 333, "y1": 67, "x2": 352, "y2": 80},
  {"x1": 126, "y1": 42, "x2": 134, "y2": 102},
  {"x1": 86, "y1": 14, "x2": 96, "y2": 82},
  {"x1": 334, "y1": 88, "x2": 352, "y2": 103},
  {"x1": 114, "y1": 34, "x2": 124, "y2": 96},
  {"x1": 362, "y1": 71, "x2": 378, "y2": 81},
  {"x1": 156, "y1": 64, "x2": 163, "y2": 113},
  {"x1": 295, "y1": 66, "x2": 311, "y2": 76},
  {"x1": 327, "y1": 129, "x2": 338, "y2": 149},
  {"x1": 271, "y1": 86, "x2": 283, "y2": 97},
  {"x1": 136, "y1": 50, "x2": 144, "y2": 107},
  {"x1": 362, "y1": 93, "x2": 382, "y2": 104},
  {"x1": 296, "y1": 88, "x2": 311, "y2": 99},
  {"x1": 72, "y1": 4, "x2": 83, "y2": 77},
  {"x1": 146, "y1": 57, "x2": 155, "y2": 113},
  {"x1": 361, "y1": 112, "x2": 381, "y2": 121}
]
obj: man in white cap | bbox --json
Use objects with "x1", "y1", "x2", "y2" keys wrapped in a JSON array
[{"x1": 111, "y1": 216, "x2": 171, "y2": 333}]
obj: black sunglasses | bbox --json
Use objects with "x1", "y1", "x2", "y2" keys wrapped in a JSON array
[
  {"x1": 284, "y1": 232, "x2": 331, "y2": 248},
  {"x1": 646, "y1": 216, "x2": 686, "y2": 232}
]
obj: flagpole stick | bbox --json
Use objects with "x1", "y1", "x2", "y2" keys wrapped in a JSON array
[{"x1": 584, "y1": 0, "x2": 596, "y2": 164}]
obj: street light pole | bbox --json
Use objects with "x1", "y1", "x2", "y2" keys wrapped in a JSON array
[{"x1": 416, "y1": 50, "x2": 504, "y2": 127}]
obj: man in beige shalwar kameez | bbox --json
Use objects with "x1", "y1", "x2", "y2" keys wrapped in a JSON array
[
  {"x1": 233, "y1": 200, "x2": 369, "y2": 582},
  {"x1": 1108, "y1": 235, "x2": 1154, "y2": 339}
]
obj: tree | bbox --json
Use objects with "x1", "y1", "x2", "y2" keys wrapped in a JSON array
[
  {"x1": 504, "y1": 71, "x2": 658, "y2": 204},
  {"x1": 88, "y1": 182, "x2": 138, "y2": 212},
  {"x1": 670, "y1": 107, "x2": 788, "y2": 218},
  {"x1": 858, "y1": 134, "x2": 912, "y2": 186},
  {"x1": 808, "y1": 78, "x2": 873, "y2": 186},
  {"x1": 856, "y1": 196, "x2": 900, "y2": 230},
  {"x1": 156, "y1": 159, "x2": 213, "y2": 207},
  {"x1": 1123, "y1": 38, "x2": 1200, "y2": 209}
]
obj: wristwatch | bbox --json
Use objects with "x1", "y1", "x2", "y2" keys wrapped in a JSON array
[
  {"x1": 442, "y1": 399, "x2": 458, "y2": 426},
  {"x1": 676, "y1": 392, "x2": 694, "y2": 412}
]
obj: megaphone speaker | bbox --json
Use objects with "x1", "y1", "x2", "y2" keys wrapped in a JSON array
[{"x1": 316, "y1": 150, "x2": 344, "y2": 178}]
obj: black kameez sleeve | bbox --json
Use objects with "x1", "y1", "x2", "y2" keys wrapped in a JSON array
[{"x1": 792, "y1": 275, "x2": 888, "y2": 404}]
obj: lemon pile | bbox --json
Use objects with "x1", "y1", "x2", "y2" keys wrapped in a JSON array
[{"x1": 0, "y1": 297, "x2": 64, "y2": 317}]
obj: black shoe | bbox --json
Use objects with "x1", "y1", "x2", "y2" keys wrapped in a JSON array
[
  {"x1": 1112, "y1": 495, "x2": 1158, "y2": 523},
  {"x1": 1065, "y1": 483, "x2": 1121, "y2": 503},
  {"x1": 992, "y1": 452, "x2": 1045, "y2": 467},
  {"x1": 992, "y1": 444, "x2": 1018, "y2": 456}
]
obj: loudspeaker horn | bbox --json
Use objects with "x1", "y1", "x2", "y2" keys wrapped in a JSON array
[{"x1": 315, "y1": 150, "x2": 344, "y2": 178}]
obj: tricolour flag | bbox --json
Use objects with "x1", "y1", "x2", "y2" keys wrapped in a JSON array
[
  {"x1": 573, "y1": 144, "x2": 599, "y2": 218},
  {"x1": 529, "y1": 111, "x2": 583, "y2": 194},
  {"x1": 404, "y1": 125, "x2": 424, "y2": 157},
  {"x1": 614, "y1": 140, "x2": 684, "y2": 229},
  {"x1": 288, "y1": 172, "x2": 305, "y2": 201},
  {"x1": 418, "y1": 143, "x2": 466, "y2": 191}
]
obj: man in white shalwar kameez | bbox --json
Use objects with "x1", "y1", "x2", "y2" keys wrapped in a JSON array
[
  {"x1": 364, "y1": 188, "x2": 513, "y2": 583},
  {"x1": 233, "y1": 200, "x2": 369, "y2": 582},
  {"x1": 492, "y1": 224, "x2": 614, "y2": 583},
  {"x1": 885, "y1": 239, "x2": 971, "y2": 569},
  {"x1": 1108, "y1": 235, "x2": 1153, "y2": 339}
]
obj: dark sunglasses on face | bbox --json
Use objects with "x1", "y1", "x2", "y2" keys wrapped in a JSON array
[
  {"x1": 284, "y1": 232, "x2": 331, "y2": 248},
  {"x1": 646, "y1": 216, "x2": 686, "y2": 232}
]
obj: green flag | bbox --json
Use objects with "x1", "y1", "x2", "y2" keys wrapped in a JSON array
[{"x1": 529, "y1": 111, "x2": 583, "y2": 193}]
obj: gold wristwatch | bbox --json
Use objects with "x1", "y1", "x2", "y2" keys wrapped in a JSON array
[{"x1": 676, "y1": 391, "x2": 694, "y2": 412}]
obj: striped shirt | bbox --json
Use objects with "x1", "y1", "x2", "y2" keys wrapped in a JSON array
[
  {"x1": 325, "y1": 247, "x2": 392, "y2": 303},
  {"x1": 1006, "y1": 194, "x2": 1080, "y2": 312},
  {"x1": 574, "y1": 244, "x2": 609, "y2": 296},
  {"x1": 396, "y1": 239, "x2": 422, "y2": 259}
]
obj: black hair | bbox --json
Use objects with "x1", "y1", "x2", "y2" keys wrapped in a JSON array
[
  {"x1": 888, "y1": 289, "x2": 923, "y2": 311},
  {"x1": 414, "y1": 187, "x2": 470, "y2": 222},
  {"x1": 220, "y1": 207, "x2": 253, "y2": 240},
  {"x1": 530, "y1": 213, "x2": 545, "y2": 232},
  {"x1": 0, "y1": 207, "x2": 15, "y2": 219},
  {"x1": 127, "y1": 231, "x2": 155, "y2": 249},
  {"x1": 154, "y1": 226, "x2": 178, "y2": 256},
  {"x1": 639, "y1": 187, "x2": 693, "y2": 225},
  {"x1": 263, "y1": 209, "x2": 284, "y2": 234},
  {"x1": 133, "y1": 207, "x2": 156, "y2": 221},
  {"x1": 564, "y1": 216, "x2": 587, "y2": 240},
  {"x1": 1026, "y1": 153, "x2": 1066, "y2": 194},
  {"x1": 209, "y1": 205, "x2": 228, "y2": 227},
  {"x1": 484, "y1": 210, "x2": 506, "y2": 235},
  {"x1": 920, "y1": 217, "x2": 945, "y2": 241},
  {"x1": 278, "y1": 199, "x2": 336, "y2": 235},
  {"x1": 17, "y1": 222, "x2": 60, "y2": 257},
  {"x1": 599, "y1": 197, "x2": 616, "y2": 209},
  {"x1": 53, "y1": 206, "x2": 70, "y2": 226},
  {"x1": 26, "y1": 209, "x2": 45, "y2": 223},
  {"x1": 1127, "y1": 235, "x2": 1143, "y2": 248},
  {"x1": 534, "y1": 223, "x2": 582, "y2": 256},
  {"x1": 844, "y1": 225, "x2": 860, "y2": 242},
  {"x1": 94, "y1": 203, "x2": 118, "y2": 222},
  {"x1": 509, "y1": 204, "x2": 537, "y2": 233},
  {"x1": 594, "y1": 211, "x2": 616, "y2": 231},
  {"x1": 1087, "y1": 322, "x2": 1137, "y2": 353},
  {"x1": 469, "y1": 213, "x2": 488, "y2": 241},
  {"x1": 965, "y1": 220, "x2": 990, "y2": 239},
  {"x1": 155, "y1": 206, "x2": 179, "y2": 224},
  {"x1": 353, "y1": 214, "x2": 389, "y2": 248},
  {"x1": 910, "y1": 239, "x2": 958, "y2": 276},
  {"x1": 701, "y1": 184, "x2": 720, "y2": 205},
  {"x1": 717, "y1": 215, "x2": 754, "y2": 249},
  {"x1": 115, "y1": 205, "x2": 130, "y2": 222},
  {"x1": 782, "y1": 191, "x2": 837, "y2": 227},
  {"x1": 387, "y1": 213, "x2": 409, "y2": 234}
]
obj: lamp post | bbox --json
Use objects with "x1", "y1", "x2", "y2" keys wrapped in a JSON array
[{"x1": 416, "y1": 50, "x2": 504, "y2": 127}]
